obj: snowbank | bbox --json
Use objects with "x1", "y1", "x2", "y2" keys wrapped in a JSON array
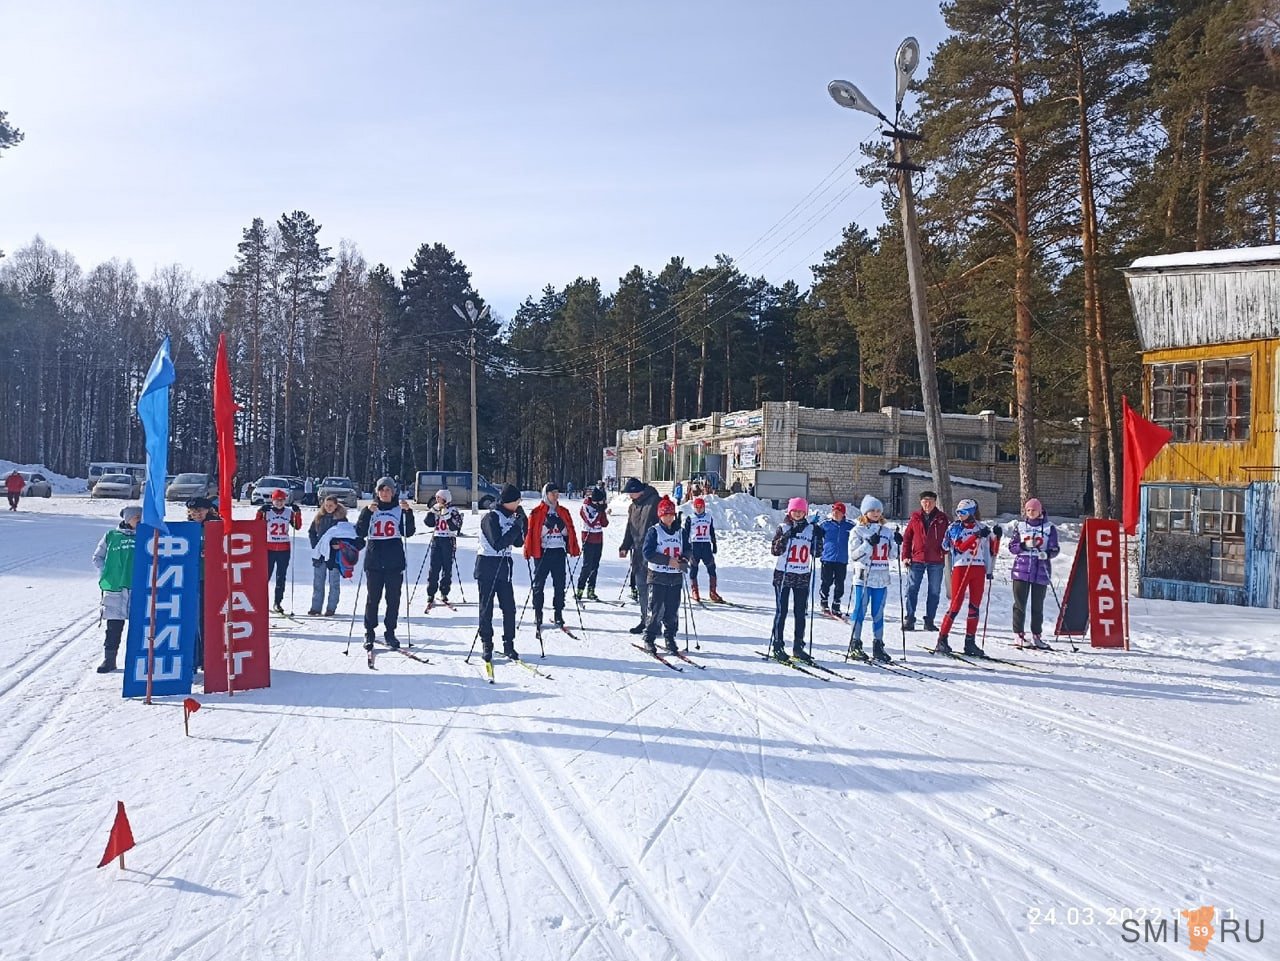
[{"x1": 0, "y1": 459, "x2": 88, "y2": 494}]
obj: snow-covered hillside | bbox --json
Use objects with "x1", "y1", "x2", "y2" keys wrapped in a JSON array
[{"x1": 0, "y1": 494, "x2": 1276, "y2": 960}]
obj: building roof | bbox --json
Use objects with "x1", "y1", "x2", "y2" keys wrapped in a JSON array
[{"x1": 1127, "y1": 246, "x2": 1280, "y2": 273}]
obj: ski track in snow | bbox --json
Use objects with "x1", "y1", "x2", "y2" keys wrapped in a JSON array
[{"x1": 1, "y1": 496, "x2": 1277, "y2": 961}]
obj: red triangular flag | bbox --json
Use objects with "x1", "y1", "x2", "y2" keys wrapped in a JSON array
[
  {"x1": 183, "y1": 697, "x2": 201, "y2": 714},
  {"x1": 97, "y1": 801, "x2": 135, "y2": 868},
  {"x1": 1122, "y1": 397, "x2": 1174, "y2": 535}
]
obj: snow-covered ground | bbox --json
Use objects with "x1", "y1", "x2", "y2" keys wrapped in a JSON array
[{"x1": 1, "y1": 493, "x2": 1277, "y2": 961}]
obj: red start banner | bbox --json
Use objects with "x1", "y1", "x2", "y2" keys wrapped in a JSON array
[
  {"x1": 202, "y1": 518, "x2": 272, "y2": 693},
  {"x1": 1055, "y1": 518, "x2": 1128, "y2": 649}
]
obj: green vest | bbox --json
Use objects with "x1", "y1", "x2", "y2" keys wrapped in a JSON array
[{"x1": 98, "y1": 528, "x2": 136, "y2": 593}]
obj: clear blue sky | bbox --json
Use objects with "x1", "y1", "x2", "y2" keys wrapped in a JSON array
[{"x1": 1, "y1": 0, "x2": 949, "y2": 319}]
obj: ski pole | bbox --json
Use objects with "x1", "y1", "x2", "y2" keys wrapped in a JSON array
[
  {"x1": 407, "y1": 544, "x2": 429, "y2": 608},
  {"x1": 453, "y1": 551, "x2": 466, "y2": 603},
  {"x1": 896, "y1": 526, "x2": 907, "y2": 661},
  {"x1": 515, "y1": 555, "x2": 541, "y2": 633},
  {"x1": 978, "y1": 529, "x2": 1001, "y2": 653},
  {"x1": 466, "y1": 562, "x2": 503, "y2": 663},
  {"x1": 401, "y1": 530, "x2": 412, "y2": 647},
  {"x1": 345, "y1": 563, "x2": 366, "y2": 652},
  {"x1": 681, "y1": 568, "x2": 701, "y2": 652},
  {"x1": 846, "y1": 568, "x2": 867, "y2": 660},
  {"x1": 566, "y1": 555, "x2": 588, "y2": 638},
  {"x1": 289, "y1": 533, "x2": 296, "y2": 614},
  {"x1": 806, "y1": 552, "x2": 817, "y2": 658}
]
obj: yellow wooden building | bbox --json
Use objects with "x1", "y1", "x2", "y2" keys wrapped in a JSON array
[{"x1": 1125, "y1": 245, "x2": 1280, "y2": 608}]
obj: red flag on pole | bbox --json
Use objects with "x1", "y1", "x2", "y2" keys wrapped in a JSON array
[
  {"x1": 183, "y1": 697, "x2": 201, "y2": 736},
  {"x1": 97, "y1": 801, "x2": 135, "y2": 869},
  {"x1": 1122, "y1": 396, "x2": 1173, "y2": 535},
  {"x1": 213, "y1": 333, "x2": 240, "y2": 519}
]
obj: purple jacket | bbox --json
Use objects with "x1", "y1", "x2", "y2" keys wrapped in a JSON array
[{"x1": 1006, "y1": 516, "x2": 1060, "y2": 584}]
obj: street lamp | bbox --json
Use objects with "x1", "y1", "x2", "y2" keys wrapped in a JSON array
[
  {"x1": 828, "y1": 37, "x2": 954, "y2": 514},
  {"x1": 452, "y1": 299, "x2": 490, "y2": 514}
]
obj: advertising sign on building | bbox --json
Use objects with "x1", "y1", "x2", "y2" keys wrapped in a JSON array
[
  {"x1": 733, "y1": 437, "x2": 760, "y2": 469},
  {"x1": 202, "y1": 518, "x2": 272, "y2": 693}
]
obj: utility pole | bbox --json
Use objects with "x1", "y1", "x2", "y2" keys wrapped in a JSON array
[
  {"x1": 829, "y1": 37, "x2": 954, "y2": 511},
  {"x1": 454, "y1": 300, "x2": 490, "y2": 514}
]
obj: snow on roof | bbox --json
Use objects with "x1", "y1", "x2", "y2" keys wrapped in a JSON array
[
  {"x1": 1127, "y1": 245, "x2": 1280, "y2": 272},
  {"x1": 884, "y1": 464, "x2": 1002, "y2": 491}
]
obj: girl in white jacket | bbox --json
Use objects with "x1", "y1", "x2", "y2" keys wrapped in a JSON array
[{"x1": 847, "y1": 495, "x2": 901, "y2": 663}]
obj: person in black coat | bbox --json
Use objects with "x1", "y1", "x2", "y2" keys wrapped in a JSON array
[
  {"x1": 618, "y1": 477, "x2": 660, "y2": 634},
  {"x1": 354, "y1": 477, "x2": 416, "y2": 650}
]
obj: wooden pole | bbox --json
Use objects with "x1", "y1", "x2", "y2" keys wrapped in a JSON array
[
  {"x1": 224, "y1": 518, "x2": 235, "y2": 697},
  {"x1": 144, "y1": 529, "x2": 160, "y2": 705}
]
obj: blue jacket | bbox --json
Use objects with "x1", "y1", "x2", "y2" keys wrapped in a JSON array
[{"x1": 818, "y1": 517, "x2": 855, "y2": 564}]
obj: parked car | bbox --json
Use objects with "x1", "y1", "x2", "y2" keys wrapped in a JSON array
[
  {"x1": 250, "y1": 475, "x2": 305, "y2": 506},
  {"x1": 165, "y1": 472, "x2": 215, "y2": 502},
  {"x1": 18, "y1": 472, "x2": 52, "y2": 498},
  {"x1": 91, "y1": 473, "x2": 141, "y2": 499},
  {"x1": 414, "y1": 471, "x2": 501, "y2": 510},
  {"x1": 317, "y1": 476, "x2": 360, "y2": 509}
]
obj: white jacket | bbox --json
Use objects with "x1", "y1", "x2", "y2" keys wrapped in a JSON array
[{"x1": 848, "y1": 520, "x2": 895, "y2": 590}]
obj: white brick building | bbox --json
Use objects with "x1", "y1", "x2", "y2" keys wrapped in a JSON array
[{"x1": 613, "y1": 401, "x2": 1088, "y2": 517}]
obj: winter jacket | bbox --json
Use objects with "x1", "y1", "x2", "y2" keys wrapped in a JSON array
[
  {"x1": 770, "y1": 517, "x2": 824, "y2": 587},
  {"x1": 620, "y1": 485, "x2": 661, "y2": 564},
  {"x1": 580, "y1": 502, "x2": 609, "y2": 544},
  {"x1": 354, "y1": 499, "x2": 415, "y2": 572},
  {"x1": 5, "y1": 472, "x2": 23, "y2": 494},
  {"x1": 642, "y1": 519, "x2": 688, "y2": 587},
  {"x1": 93, "y1": 523, "x2": 136, "y2": 620},
  {"x1": 942, "y1": 520, "x2": 999, "y2": 573},
  {"x1": 258, "y1": 503, "x2": 302, "y2": 552},
  {"x1": 818, "y1": 517, "x2": 855, "y2": 564},
  {"x1": 308, "y1": 511, "x2": 343, "y2": 549},
  {"x1": 311, "y1": 520, "x2": 362, "y2": 566},
  {"x1": 848, "y1": 520, "x2": 896, "y2": 589},
  {"x1": 424, "y1": 505, "x2": 464, "y2": 539},
  {"x1": 478, "y1": 504, "x2": 528, "y2": 560},
  {"x1": 1007, "y1": 516, "x2": 1060, "y2": 585},
  {"x1": 902, "y1": 508, "x2": 948, "y2": 565},
  {"x1": 524, "y1": 501, "x2": 580, "y2": 559}
]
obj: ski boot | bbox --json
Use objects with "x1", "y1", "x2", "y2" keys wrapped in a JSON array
[
  {"x1": 307, "y1": 608, "x2": 321, "y2": 616},
  {"x1": 690, "y1": 583, "x2": 701, "y2": 602},
  {"x1": 630, "y1": 586, "x2": 638, "y2": 601},
  {"x1": 849, "y1": 637, "x2": 865, "y2": 659},
  {"x1": 629, "y1": 621, "x2": 646, "y2": 634},
  {"x1": 502, "y1": 640, "x2": 519, "y2": 661},
  {"x1": 573, "y1": 589, "x2": 583, "y2": 601},
  {"x1": 363, "y1": 633, "x2": 376, "y2": 653},
  {"x1": 872, "y1": 639, "x2": 892, "y2": 663},
  {"x1": 554, "y1": 614, "x2": 565, "y2": 628},
  {"x1": 385, "y1": 634, "x2": 400, "y2": 651},
  {"x1": 97, "y1": 623, "x2": 122, "y2": 673},
  {"x1": 769, "y1": 638, "x2": 788, "y2": 660},
  {"x1": 273, "y1": 603, "x2": 286, "y2": 616},
  {"x1": 791, "y1": 642, "x2": 814, "y2": 665},
  {"x1": 424, "y1": 595, "x2": 435, "y2": 613},
  {"x1": 933, "y1": 634, "x2": 953, "y2": 655},
  {"x1": 923, "y1": 618, "x2": 937, "y2": 632},
  {"x1": 586, "y1": 589, "x2": 600, "y2": 602},
  {"x1": 962, "y1": 634, "x2": 985, "y2": 657},
  {"x1": 1014, "y1": 631, "x2": 1027, "y2": 648},
  {"x1": 664, "y1": 638, "x2": 679, "y2": 655},
  {"x1": 821, "y1": 603, "x2": 830, "y2": 616},
  {"x1": 708, "y1": 578, "x2": 724, "y2": 603},
  {"x1": 1031, "y1": 634, "x2": 1051, "y2": 650},
  {"x1": 902, "y1": 617, "x2": 916, "y2": 631}
]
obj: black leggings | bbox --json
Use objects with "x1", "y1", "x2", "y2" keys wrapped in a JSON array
[
  {"x1": 1011, "y1": 579, "x2": 1048, "y2": 635},
  {"x1": 772, "y1": 576, "x2": 810, "y2": 647}
]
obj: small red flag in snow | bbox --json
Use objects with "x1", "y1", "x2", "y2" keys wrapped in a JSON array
[
  {"x1": 183, "y1": 697, "x2": 201, "y2": 736},
  {"x1": 97, "y1": 801, "x2": 135, "y2": 869}
]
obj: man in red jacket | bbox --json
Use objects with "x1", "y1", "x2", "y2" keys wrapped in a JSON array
[
  {"x1": 524, "y1": 483, "x2": 580, "y2": 633},
  {"x1": 5, "y1": 470, "x2": 24, "y2": 511},
  {"x1": 900, "y1": 489, "x2": 948, "y2": 631}
]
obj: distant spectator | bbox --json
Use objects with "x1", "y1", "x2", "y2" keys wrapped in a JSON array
[{"x1": 5, "y1": 470, "x2": 24, "y2": 511}]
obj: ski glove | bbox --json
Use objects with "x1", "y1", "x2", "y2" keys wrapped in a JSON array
[
  {"x1": 893, "y1": 529, "x2": 904, "y2": 545},
  {"x1": 868, "y1": 532, "x2": 881, "y2": 547},
  {"x1": 977, "y1": 526, "x2": 991, "y2": 539},
  {"x1": 992, "y1": 524, "x2": 1003, "y2": 539}
]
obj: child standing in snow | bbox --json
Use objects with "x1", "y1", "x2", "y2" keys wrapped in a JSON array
[
  {"x1": 847, "y1": 496, "x2": 901, "y2": 663},
  {"x1": 308, "y1": 496, "x2": 359, "y2": 615},
  {"x1": 818, "y1": 502, "x2": 854, "y2": 617},
  {"x1": 1007, "y1": 497, "x2": 1060, "y2": 649},
  {"x1": 934, "y1": 499, "x2": 1001, "y2": 657},
  {"x1": 641, "y1": 496, "x2": 688, "y2": 655},
  {"x1": 91, "y1": 505, "x2": 141, "y2": 673},
  {"x1": 769, "y1": 497, "x2": 824, "y2": 663},
  {"x1": 683, "y1": 496, "x2": 723, "y2": 602}
]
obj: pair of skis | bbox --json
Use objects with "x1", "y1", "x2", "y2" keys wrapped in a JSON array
[
  {"x1": 756, "y1": 650, "x2": 855, "y2": 681},
  {"x1": 631, "y1": 644, "x2": 706, "y2": 672},
  {"x1": 920, "y1": 646, "x2": 1052, "y2": 674}
]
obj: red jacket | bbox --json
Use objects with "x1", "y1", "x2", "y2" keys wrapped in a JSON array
[
  {"x1": 902, "y1": 507, "x2": 948, "y2": 564},
  {"x1": 524, "y1": 501, "x2": 580, "y2": 559},
  {"x1": 258, "y1": 504, "x2": 302, "y2": 552},
  {"x1": 5, "y1": 472, "x2": 23, "y2": 494}
]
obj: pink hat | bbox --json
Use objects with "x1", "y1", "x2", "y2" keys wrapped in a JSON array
[
  {"x1": 1024, "y1": 497, "x2": 1044, "y2": 513},
  {"x1": 787, "y1": 497, "x2": 808, "y2": 513}
]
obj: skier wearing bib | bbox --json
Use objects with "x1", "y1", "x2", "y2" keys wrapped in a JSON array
[
  {"x1": 575, "y1": 486, "x2": 609, "y2": 601},
  {"x1": 769, "y1": 497, "x2": 825, "y2": 662},
  {"x1": 257, "y1": 488, "x2": 302, "y2": 614},
  {"x1": 423, "y1": 488, "x2": 464, "y2": 609},
  {"x1": 818, "y1": 501, "x2": 855, "y2": 617},
  {"x1": 683, "y1": 496, "x2": 722, "y2": 602},
  {"x1": 847, "y1": 495, "x2": 901, "y2": 663},
  {"x1": 641, "y1": 496, "x2": 688, "y2": 654},
  {"x1": 1007, "y1": 497, "x2": 1060, "y2": 649},
  {"x1": 935, "y1": 499, "x2": 1001, "y2": 657},
  {"x1": 354, "y1": 477, "x2": 416, "y2": 651},
  {"x1": 475, "y1": 484, "x2": 528, "y2": 662},
  {"x1": 524, "y1": 483, "x2": 580, "y2": 632},
  {"x1": 91, "y1": 505, "x2": 141, "y2": 673}
]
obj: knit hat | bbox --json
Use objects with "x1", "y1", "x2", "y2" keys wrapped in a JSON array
[
  {"x1": 589, "y1": 486, "x2": 606, "y2": 504},
  {"x1": 860, "y1": 495, "x2": 884, "y2": 514},
  {"x1": 956, "y1": 498, "x2": 978, "y2": 516},
  {"x1": 120, "y1": 505, "x2": 142, "y2": 523},
  {"x1": 657, "y1": 496, "x2": 677, "y2": 517},
  {"x1": 186, "y1": 496, "x2": 214, "y2": 510},
  {"x1": 831, "y1": 502, "x2": 846, "y2": 515},
  {"x1": 499, "y1": 484, "x2": 521, "y2": 506},
  {"x1": 1024, "y1": 497, "x2": 1044, "y2": 513},
  {"x1": 693, "y1": 496, "x2": 706, "y2": 511},
  {"x1": 621, "y1": 477, "x2": 645, "y2": 494},
  {"x1": 435, "y1": 488, "x2": 452, "y2": 504},
  {"x1": 375, "y1": 476, "x2": 396, "y2": 492},
  {"x1": 787, "y1": 496, "x2": 808, "y2": 513},
  {"x1": 271, "y1": 488, "x2": 287, "y2": 500}
]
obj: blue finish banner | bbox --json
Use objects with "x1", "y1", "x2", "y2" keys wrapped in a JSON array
[
  {"x1": 123, "y1": 521, "x2": 203, "y2": 698},
  {"x1": 137, "y1": 337, "x2": 175, "y2": 534}
]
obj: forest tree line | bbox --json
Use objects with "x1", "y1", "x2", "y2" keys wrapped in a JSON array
[{"x1": 0, "y1": 0, "x2": 1276, "y2": 512}]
